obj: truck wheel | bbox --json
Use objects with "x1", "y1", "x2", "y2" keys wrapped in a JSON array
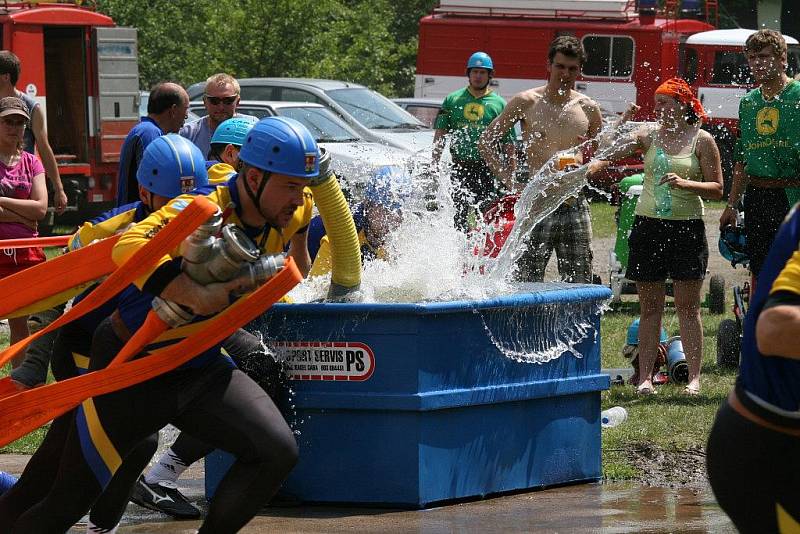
[
  {"x1": 716, "y1": 318, "x2": 740, "y2": 368},
  {"x1": 708, "y1": 274, "x2": 725, "y2": 314}
]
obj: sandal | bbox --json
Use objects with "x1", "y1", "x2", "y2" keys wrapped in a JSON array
[
  {"x1": 636, "y1": 386, "x2": 656, "y2": 396},
  {"x1": 684, "y1": 385, "x2": 700, "y2": 396}
]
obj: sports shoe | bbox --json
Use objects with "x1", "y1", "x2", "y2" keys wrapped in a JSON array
[{"x1": 129, "y1": 475, "x2": 201, "y2": 519}]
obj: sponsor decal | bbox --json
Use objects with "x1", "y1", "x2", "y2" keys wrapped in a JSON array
[
  {"x1": 272, "y1": 341, "x2": 375, "y2": 381},
  {"x1": 304, "y1": 153, "x2": 316, "y2": 174},
  {"x1": 463, "y1": 102, "x2": 485, "y2": 122},
  {"x1": 756, "y1": 107, "x2": 779, "y2": 135}
]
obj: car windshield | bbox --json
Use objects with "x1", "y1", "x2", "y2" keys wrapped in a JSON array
[
  {"x1": 276, "y1": 106, "x2": 362, "y2": 142},
  {"x1": 327, "y1": 88, "x2": 425, "y2": 130},
  {"x1": 236, "y1": 107, "x2": 273, "y2": 119}
]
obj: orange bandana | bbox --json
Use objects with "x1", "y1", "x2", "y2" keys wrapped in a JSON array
[{"x1": 655, "y1": 78, "x2": 708, "y2": 122}]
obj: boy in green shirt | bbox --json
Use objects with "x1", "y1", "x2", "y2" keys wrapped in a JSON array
[
  {"x1": 432, "y1": 51, "x2": 515, "y2": 230},
  {"x1": 720, "y1": 29, "x2": 800, "y2": 277}
]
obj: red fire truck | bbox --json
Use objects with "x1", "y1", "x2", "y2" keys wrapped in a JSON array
[
  {"x1": 2, "y1": 0, "x2": 139, "y2": 231},
  {"x1": 415, "y1": 0, "x2": 800, "y2": 191}
]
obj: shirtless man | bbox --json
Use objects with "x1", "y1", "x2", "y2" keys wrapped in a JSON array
[{"x1": 479, "y1": 35, "x2": 602, "y2": 283}]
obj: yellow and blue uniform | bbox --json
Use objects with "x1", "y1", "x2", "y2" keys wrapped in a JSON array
[
  {"x1": 707, "y1": 204, "x2": 800, "y2": 532},
  {"x1": 738, "y1": 205, "x2": 800, "y2": 414},
  {"x1": 207, "y1": 161, "x2": 236, "y2": 185},
  {"x1": 71, "y1": 175, "x2": 313, "y2": 490},
  {"x1": 307, "y1": 203, "x2": 382, "y2": 277}
]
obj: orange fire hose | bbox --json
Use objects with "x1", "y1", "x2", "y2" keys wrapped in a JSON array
[
  {"x1": 0, "y1": 235, "x2": 70, "y2": 249},
  {"x1": 0, "y1": 236, "x2": 118, "y2": 320},
  {"x1": 107, "y1": 310, "x2": 169, "y2": 368},
  {"x1": 0, "y1": 196, "x2": 218, "y2": 370},
  {"x1": 0, "y1": 258, "x2": 301, "y2": 448},
  {"x1": 0, "y1": 377, "x2": 18, "y2": 398}
]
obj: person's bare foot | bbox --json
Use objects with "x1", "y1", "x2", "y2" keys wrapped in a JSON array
[
  {"x1": 636, "y1": 380, "x2": 656, "y2": 396},
  {"x1": 684, "y1": 379, "x2": 700, "y2": 396}
]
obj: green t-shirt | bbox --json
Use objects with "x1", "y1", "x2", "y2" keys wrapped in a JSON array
[
  {"x1": 435, "y1": 87, "x2": 513, "y2": 161},
  {"x1": 736, "y1": 80, "x2": 800, "y2": 203}
]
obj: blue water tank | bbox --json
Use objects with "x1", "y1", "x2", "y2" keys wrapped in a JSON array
[{"x1": 206, "y1": 284, "x2": 611, "y2": 507}]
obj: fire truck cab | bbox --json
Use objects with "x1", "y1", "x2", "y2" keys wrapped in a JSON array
[
  {"x1": 2, "y1": 0, "x2": 138, "y2": 231},
  {"x1": 416, "y1": 0, "x2": 716, "y2": 116}
]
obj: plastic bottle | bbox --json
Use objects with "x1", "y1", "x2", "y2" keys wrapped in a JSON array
[
  {"x1": 652, "y1": 147, "x2": 672, "y2": 217},
  {"x1": 601, "y1": 406, "x2": 628, "y2": 428}
]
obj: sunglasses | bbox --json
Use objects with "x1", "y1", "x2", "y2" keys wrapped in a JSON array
[{"x1": 205, "y1": 95, "x2": 238, "y2": 105}]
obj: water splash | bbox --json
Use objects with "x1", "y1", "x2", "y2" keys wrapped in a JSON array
[
  {"x1": 487, "y1": 120, "x2": 656, "y2": 281},
  {"x1": 284, "y1": 123, "x2": 633, "y2": 363},
  {"x1": 474, "y1": 285, "x2": 606, "y2": 364}
]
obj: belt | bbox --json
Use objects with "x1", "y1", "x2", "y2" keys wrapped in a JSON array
[
  {"x1": 748, "y1": 175, "x2": 800, "y2": 189},
  {"x1": 728, "y1": 388, "x2": 800, "y2": 438},
  {"x1": 110, "y1": 309, "x2": 132, "y2": 343}
]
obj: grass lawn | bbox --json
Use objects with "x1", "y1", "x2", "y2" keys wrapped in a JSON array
[
  {"x1": 588, "y1": 200, "x2": 617, "y2": 239},
  {"x1": 599, "y1": 300, "x2": 737, "y2": 481}
]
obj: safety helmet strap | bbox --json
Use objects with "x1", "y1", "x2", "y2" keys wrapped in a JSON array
[{"x1": 242, "y1": 166, "x2": 271, "y2": 222}]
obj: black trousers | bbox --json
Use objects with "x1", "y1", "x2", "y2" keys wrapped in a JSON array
[
  {"x1": 0, "y1": 322, "x2": 157, "y2": 531},
  {"x1": 10, "y1": 318, "x2": 298, "y2": 534},
  {"x1": 707, "y1": 399, "x2": 800, "y2": 533},
  {"x1": 743, "y1": 186, "x2": 791, "y2": 276},
  {"x1": 451, "y1": 159, "x2": 500, "y2": 231}
]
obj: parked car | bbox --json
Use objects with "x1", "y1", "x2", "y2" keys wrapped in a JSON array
[
  {"x1": 189, "y1": 100, "x2": 421, "y2": 195},
  {"x1": 392, "y1": 98, "x2": 442, "y2": 128},
  {"x1": 187, "y1": 78, "x2": 434, "y2": 153}
]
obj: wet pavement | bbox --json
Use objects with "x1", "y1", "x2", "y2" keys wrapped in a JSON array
[{"x1": 1, "y1": 454, "x2": 734, "y2": 533}]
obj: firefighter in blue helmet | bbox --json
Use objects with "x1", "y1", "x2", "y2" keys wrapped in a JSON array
[
  {"x1": 432, "y1": 51, "x2": 516, "y2": 230},
  {"x1": 307, "y1": 165, "x2": 411, "y2": 276},
  {"x1": 206, "y1": 115, "x2": 259, "y2": 184}
]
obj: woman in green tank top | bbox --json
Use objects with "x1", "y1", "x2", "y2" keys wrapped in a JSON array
[{"x1": 588, "y1": 78, "x2": 723, "y2": 396}]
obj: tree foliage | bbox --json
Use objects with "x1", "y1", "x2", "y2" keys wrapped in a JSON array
[{"x1": 95, "y1": 0, "x2": 437, "y2": 96}]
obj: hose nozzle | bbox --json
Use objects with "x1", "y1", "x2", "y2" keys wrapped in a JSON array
[
  {"x1": 151, "y1": 296, "x2": 195, "y2": 328},
  {"x1": 232, "y1": 254, "x2": 285, "y2": 296}
]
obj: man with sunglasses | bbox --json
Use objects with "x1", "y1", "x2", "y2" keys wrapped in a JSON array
[
  {"x1": 116, "y1": 82, "x2": 190, "y2": 206},
  {"x1": 180, "y1": 73, "x2": 256, "y2": 159}
]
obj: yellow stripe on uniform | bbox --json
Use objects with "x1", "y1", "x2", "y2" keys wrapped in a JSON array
[
  {"x1": 778, "y1": 503, "x2": 800, "y2": 534},
  {"x1": 81, "y1": 397, "x2": 122, "y2": 474},
  {"x1": 72, "y1": 352, "x2": 90, "y2": 370}
]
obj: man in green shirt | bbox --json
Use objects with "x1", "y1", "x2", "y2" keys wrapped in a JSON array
[
  {"x1": 432, "y1": 51, "x2": 515, "y2": 230},
  {"x1": 720, "y1": 29, "x2": 800, "y2": 277}
]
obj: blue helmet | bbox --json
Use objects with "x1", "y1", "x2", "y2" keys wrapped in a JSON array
[
  {"x1": 238, "y1": 116, "x2": 320, "y2": 179},
  {"x1": 626, "y1": 318, "x2": 668, "y2": 346},
  {"x1": 136, "y1": 134, "x2": 208, "y2": 198},
  {"x1": 466, "y1": 51, "x2": 494, "y2": 74},
  {"x1": 364, "y1": 166, "x2": 412, "y2": 211},
  {"x1": 719, "y1": 226, "x2": 748, "y2": 267},
  {"x1": 210, "y1": 116, "x2": 258, "y2": 147}
]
